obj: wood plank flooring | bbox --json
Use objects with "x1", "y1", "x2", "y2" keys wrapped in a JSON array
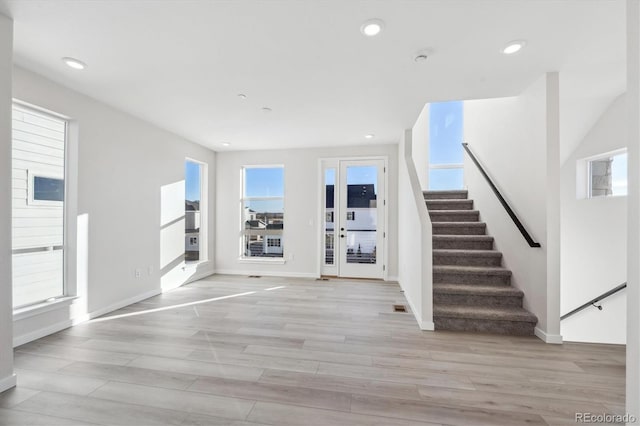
[{"x1": 1, "y1": 275, "x2": 626, "y2": 425}]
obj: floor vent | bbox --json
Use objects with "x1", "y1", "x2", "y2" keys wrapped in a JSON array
[
  {"x1": 393, "y1": 304, "x2": 407, "y2": 313},
  {"x1": 248, "y1": 275, "x2": 262, "y2": 278},
  {"x1": 316, "y1": 278, "x2": 330, "y2": 281}
]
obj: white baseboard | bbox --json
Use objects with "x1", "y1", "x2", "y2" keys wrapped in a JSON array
[
  {"x1": 13, "y1": 319, "x2": 74, "y2": 347},
  {"x1": 215, "y1": 269, "x2": 318, "y2": 279},
  {"x1": 420, "y1": 321, "x2": 435, "y2": 331},
  {"x1": 183, "y1": 270, "x2": 215, "y2": 286},
  {"x1": 0, "y1": 374, "x2": 16, "y2": 393},
  {"x1": 397, "y1": 283, "x2": 434, "y2": 331},
  {"x1": 535, "y1": 327, "x2": 563, "y2": 344},
  {"x1": 88, "y1": 288, "x2": 162, "y2": 320}
]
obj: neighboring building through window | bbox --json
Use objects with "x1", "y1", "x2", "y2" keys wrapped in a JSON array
[
  {"x1": 588, "y1": 151, "x2": 628, "y2": 198},
  {"x1": 12, "y1": 103, "x2": 67, "y2": 308},
  {"x1": 242, "y1": 166, "x2": 284, "y2": 258},
  {"x1": 429, "y1": 101, "x2": 464, "y2": 190}
]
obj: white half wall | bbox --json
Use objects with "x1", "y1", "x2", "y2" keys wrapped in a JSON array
[
  {"x1": 11, "y1": 67, "x2": 216, "y2": 345},
  {"x1": 398, "y1": 129, "x2": 434, "y2": 330},
  {"x1": 626, "y1": 0, "x2": 640, "y2": 419},
  {"x1": 0, "y1": 13, "x2": 16, "y2": 393},
  {"x1": 215, "y1": 145, "x2": 398, "y2": 279},
  {"x1": 560, "y1": 94, "x2": 627, "y2": 344},
  {"x1": 463, "y1": 73, "x2": 561, "y2": 343}
]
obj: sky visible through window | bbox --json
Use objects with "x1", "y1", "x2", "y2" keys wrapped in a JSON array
[
  {"x1": 429, "y1": 101, "x2": 464, "y2": 190},
  {"x1": 185, "y1": 161, "x2": 201, "y2": 201}
]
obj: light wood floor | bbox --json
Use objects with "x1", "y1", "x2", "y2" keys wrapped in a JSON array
[{"x1": 1, "y1": 275, "x2": 626, "y2": 425}]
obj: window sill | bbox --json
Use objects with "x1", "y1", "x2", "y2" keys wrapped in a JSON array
[
  {"x1": 13, "y1": 296, "x2": 77, "y2": 321},
  {"x1": 237, "y1": 257, "x2": 286, "y2": 265}
]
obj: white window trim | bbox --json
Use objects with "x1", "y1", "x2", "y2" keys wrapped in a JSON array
[
  {"x1": 12, "y1": 101, "x2": 75, "y2": 311},
  {"x1": 240, "y1": 165, "x2": 285, "y2": 260},
  {"x1": 579, "y1": 148, "x2": 628, "y2": 200},
  {"x1": 185, "y1": 157, "x2": 209, "y2": 264}
]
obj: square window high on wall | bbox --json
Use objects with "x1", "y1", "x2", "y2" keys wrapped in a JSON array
[
  {"x1": 586, "y1": 150, "x2": 628, "y2": 198},
  {"x1": 241, "y1": 166, "x2": 284, "y2": 258}
]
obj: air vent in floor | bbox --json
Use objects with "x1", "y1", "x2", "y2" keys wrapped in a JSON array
[
  {"x1": 393, "y1": 304, "x2": 407, "y2": 313},
  {"x1": 248, "y1": 275, "x2": 262, "y2": 278}
]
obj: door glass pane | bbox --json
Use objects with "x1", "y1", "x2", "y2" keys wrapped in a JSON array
[
  {"x1": 345, "y1": 166, "x2": 377, "y2": 264},
  {"x1": 325, "y1": 169, "x2": 335, "y2": 265}
]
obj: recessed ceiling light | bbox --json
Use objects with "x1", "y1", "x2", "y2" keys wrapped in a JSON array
[
  {"x1": 62, "y1": 57, "x2": 87, "y2": 70},
  {"x1": 221, "y1": 142, "x2": 230, "y2": 147},
  {"x1": 237, "y1": 94, "x2": 247, "y2": 99},
  {"x1": 360, "y1": 19, "x2": 384, "y2": 37},
  {"x1": 414, "y1": 54, "x2": 428, "y2": 63},
  {"x1": 365, "y1": 133, "x2": 375, "y2": 139},
  {"x1": 261, "y1": 107, "x2": 272, "y2": 113},
  {"x1": 502, "y1": 40, "x2": 526, "y2": 55}
]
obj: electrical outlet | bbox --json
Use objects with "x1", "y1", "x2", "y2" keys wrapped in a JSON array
[{"x1": 135, "y1": 268, "x2": 141, "y2": 278}]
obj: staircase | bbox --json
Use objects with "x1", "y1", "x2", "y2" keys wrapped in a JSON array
[{"x1": 426, "y1": 190, "x2": 538, "y2": 335}]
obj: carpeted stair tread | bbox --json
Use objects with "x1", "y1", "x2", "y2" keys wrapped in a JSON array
[
  {"x1": 426, "y1": 199, "x2": 474, "y2": 210},
  {"x1": 429, "y1": 210, "x2": 480, "y2": 222},
  {"x1": 434, "y1": 283, "x2": 523, "y2": 297},
  {"x1": 433, "y1": 235, "x2": 494, "y2": 250},
  {"x1": 423, "y1": 190, "x2": 468, "y2": 200},
  {"x1": 434, "y1": 305, "x2": 538, "y2": 323},
  {"x1": 433, "y1": 249, "x2": 502, "y2": 258},
  {"x1": 434, "y1": 265, "x2": 512, "y2": 276}
]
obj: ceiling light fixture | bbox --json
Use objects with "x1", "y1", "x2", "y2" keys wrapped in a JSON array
[
  {"x1": 360, "y1": 19, "x2": 384, "y2": 37},
  {"x1": 365, "y1": 133, "x2": 375, "y2": 139},
  {"x1": 221, "y1": 142, "x2": 230, "y2": 147},
  {"x1": 261, "y1": 107, "x2": 272, "y2": 112},
  {"x1": 237, "y1": 94, "x2": 247, "y2": 99},
  {"x1": 502, "y1": 40, "x2": 526, "y2": 55},
  {"x1": 62, "y1": 57, "x2": 87, "y2": 70}
]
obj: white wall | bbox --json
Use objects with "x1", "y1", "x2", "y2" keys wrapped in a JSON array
[
  {"x1": 0, "y1": 13, "x2": 16, "y2": 393},
  {"x1": 411, "y1": 104, "x2": 430, "y2": 190},
  {"x1": 463, "y1": 73, "x2": 562, "y2": 343},
  {"x1": 398, "y1": 130, "x2": 434, "y2": 330},
  {"x1": 560, "y1": 94, "x2": 627, "y2": 344},
  {"x1": 11, "y1": 66, "x2": 216, "y2": 346},
  {"x1": 626, "y1": 0, "x2": 640, "y2": 419},
  {"x1": 215, "y1": 145, "x2": 398, "y2": 279}
]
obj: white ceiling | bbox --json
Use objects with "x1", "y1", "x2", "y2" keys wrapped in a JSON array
[{"x1": 0, "y1": 0, "x2": 626, "y2": 156}]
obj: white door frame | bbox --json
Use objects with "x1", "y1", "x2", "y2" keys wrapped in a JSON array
[{"x1": 318, "y1": 156, "x2": 388, "y2": 280}]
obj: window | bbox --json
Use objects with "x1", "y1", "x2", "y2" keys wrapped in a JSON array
[
  {"x1": 241, "y1": 166, "x2": 284, "y2": 258},
  {"x1": 429, "y1": 101, "x2": 464, "y2": 190},
  {"x1": 12, "y1": 104, "x2": 67, "y2": 308},
  {"x1": 185, "y1": 160, "x2": 204, "y2": 262},
  {"x1": 588, "y1": 151, "x2": 627, "y2": 198}
]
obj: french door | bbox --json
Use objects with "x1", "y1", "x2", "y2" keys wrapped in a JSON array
[{"x1": 321, "y1": 158, "x2": 385, "y2": 279}]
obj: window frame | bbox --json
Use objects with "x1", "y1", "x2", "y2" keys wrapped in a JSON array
[
  {"x1": 585, "y1": 149, "x2": 628, "y2": 199},
  {"x1": 12, "y1": 102, "x2": 71, "y2": 309},
  {"x1": 240, "y1": 165, "x2": 285, "y2": 261},
  {"x1": 27, "y1": 169, "x2": 65, "y2": 206}
]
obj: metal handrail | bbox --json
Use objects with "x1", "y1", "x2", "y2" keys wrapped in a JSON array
[
  {"x1": 561, "y1": 283, "x2": 627, "y2": 320},
  {"x1": 462, "y1": 143, "x2": 541, "y2": 248}
]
